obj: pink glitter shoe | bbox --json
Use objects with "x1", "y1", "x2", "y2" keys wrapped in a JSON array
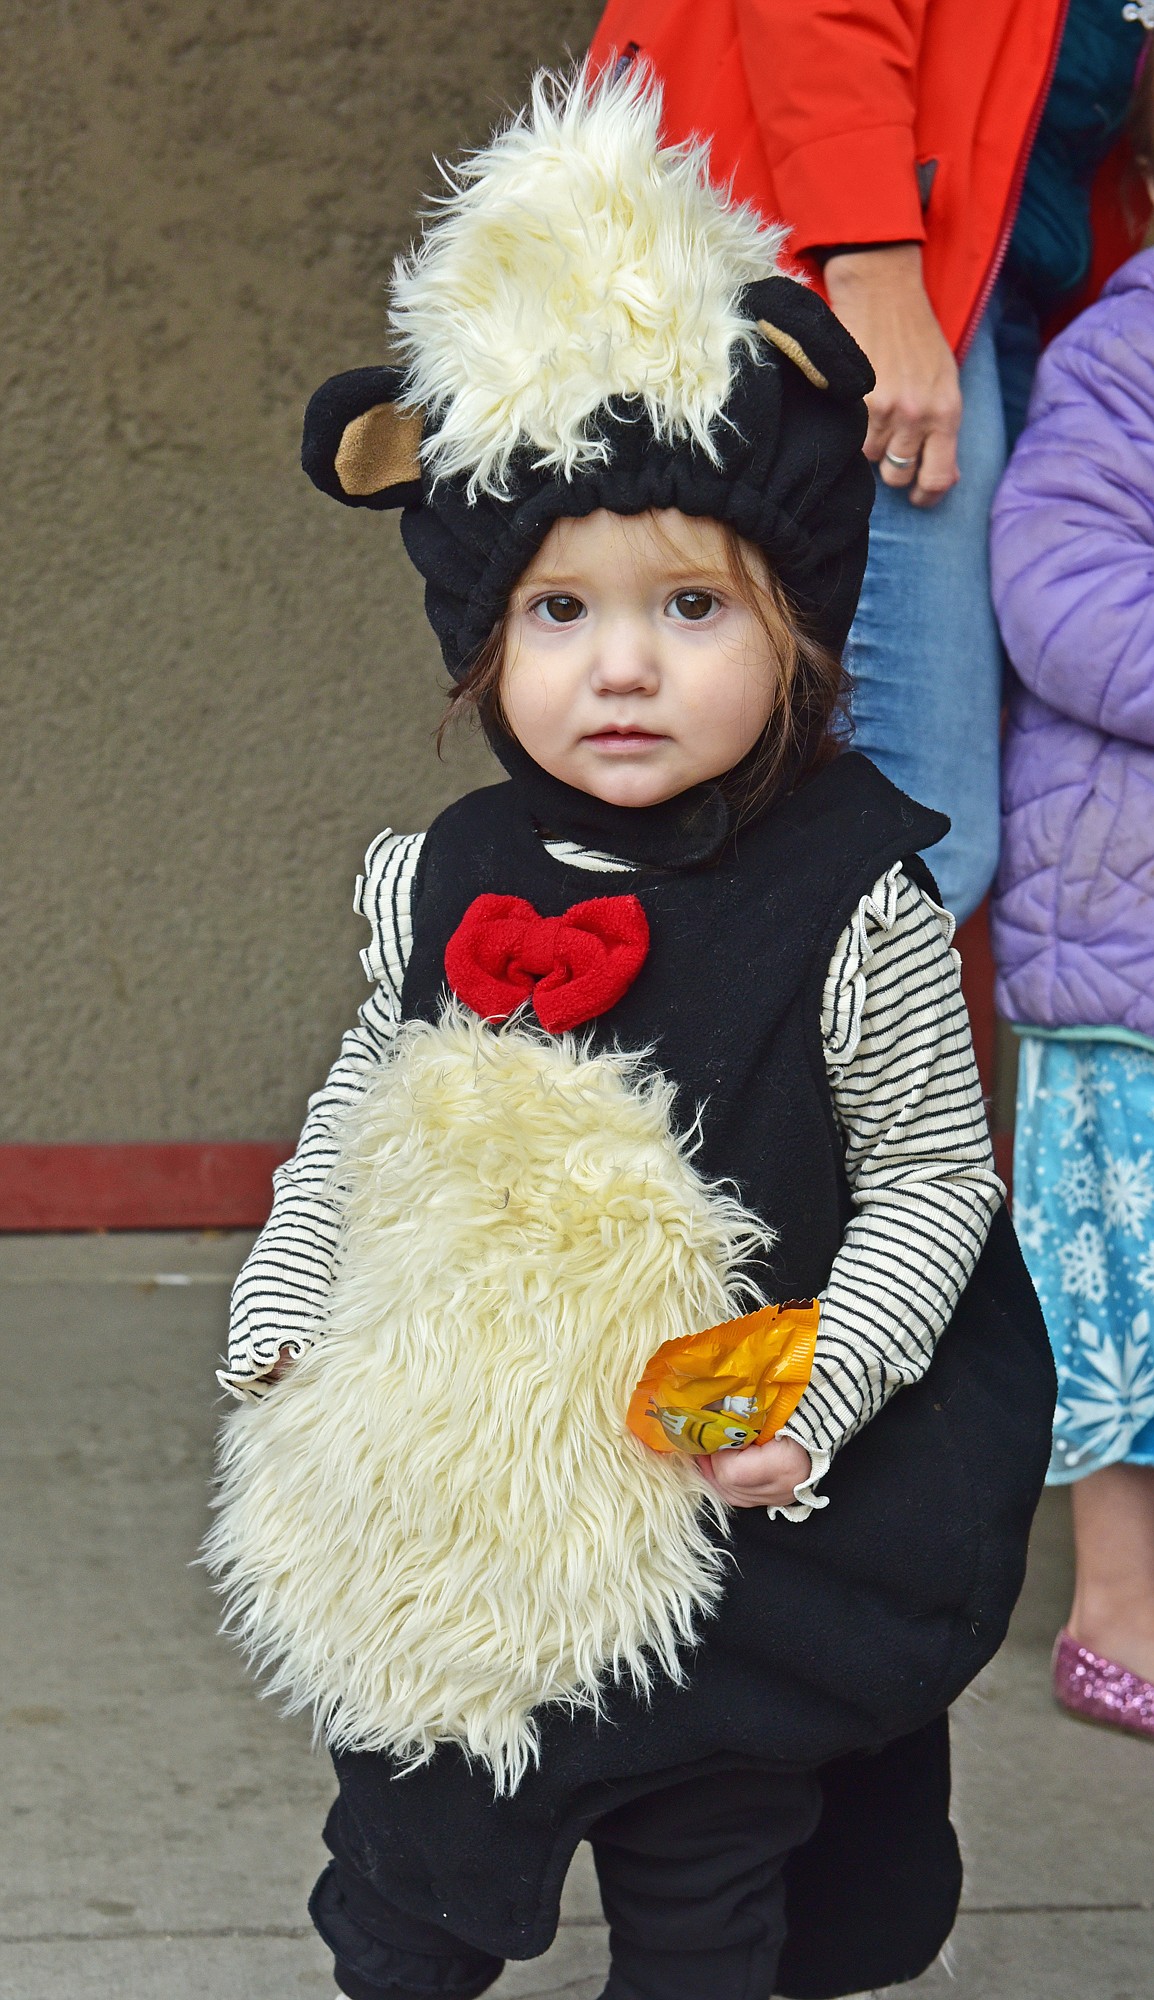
[{"x1": 1052, "y1": 1629, "x2": 1154, "y2": 1740}]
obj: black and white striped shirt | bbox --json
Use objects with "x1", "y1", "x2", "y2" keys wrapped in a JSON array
[{"x1": 222, "y1": 829, "x2": 1002, "y2": 1518}]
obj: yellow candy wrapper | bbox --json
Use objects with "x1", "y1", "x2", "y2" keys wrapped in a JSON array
[{"x1": 627, "y1": 1300, "x2": 819, "y2": 1456}]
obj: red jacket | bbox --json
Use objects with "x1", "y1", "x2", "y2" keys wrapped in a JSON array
[{"x1": 589, "y1": 0, "x2": 1069, "y2": 355}]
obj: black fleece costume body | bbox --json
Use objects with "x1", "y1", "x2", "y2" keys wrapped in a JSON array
[{"x1": 315, "y1": 751, "x2": 1056, "y2": 1999}]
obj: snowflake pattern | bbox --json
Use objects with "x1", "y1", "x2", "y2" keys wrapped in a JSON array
[
  {"x1": 1054, "y1": 1153, "x2": 1100, "y2": 1215},
  {"x1": 1014, "y1": 1036, "x2": 1154, "y2": 1479},
  {"x1": 1116, "y1": 1046, "x2": 1154, "y2": 1084},
  {"x1": 1056, "y1": 1221, "x2": 1109, "y2": 1303},
  {"x1": 1012, "y1": 1199, "x2": 1052, "y2": 1256},
  {"x1": 1051, "y1": 1313, "x2": 1154, "y2": 1474},
  {"x1": 1100, "y1": 1149, "x2": 1154, "y2": 1236},
  {"x1": 1053, "y1": 1054, "x2": 1112, "y2": 1146}
]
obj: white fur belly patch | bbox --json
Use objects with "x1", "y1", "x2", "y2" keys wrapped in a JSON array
[{"x1": 207, "y1": 1008, "x2": 772, "y2": 1791}]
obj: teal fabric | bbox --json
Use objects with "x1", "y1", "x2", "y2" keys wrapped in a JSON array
[
  {"x1": 1013, "y1": 1023, "x2": 1154, "y2": 1057},
  {"x1": 1014, "y1": 1035, "x2": 1154, "y2": 1482},
  {"x1": 1007, "y1": 0, "x2": 1146, "y2": 311}
]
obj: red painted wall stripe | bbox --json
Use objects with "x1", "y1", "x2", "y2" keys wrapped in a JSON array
[
  {"x1": 0, "y1": 914, "x2": 1008, "y2": 1231},
  {"x1": 956, "y1": 900, "x2": 1014, "y2": 1198},
  {"x1": 955, "y1": 900, "x2": 996, "y2": 1104},
  {"x1": 0, "y1": 1143, "x2": 293, "y2": 1232}
]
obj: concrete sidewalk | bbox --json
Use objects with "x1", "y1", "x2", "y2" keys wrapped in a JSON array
[{"x1": 0, "y1": 1233, "x2": 1149, "y2": 2000}]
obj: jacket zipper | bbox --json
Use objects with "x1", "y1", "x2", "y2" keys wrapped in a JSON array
[{"x1": 957, "y1": 0, "x2": 1071, "y2": 356}]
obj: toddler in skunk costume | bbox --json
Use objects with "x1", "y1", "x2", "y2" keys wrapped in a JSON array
[{"x1": 208, "y1": 68, "x2": 1056, "y2": 2000}]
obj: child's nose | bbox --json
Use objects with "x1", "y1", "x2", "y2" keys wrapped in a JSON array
[{"x1": 590, "y1": 619, "x2": 661, "y2": 694}]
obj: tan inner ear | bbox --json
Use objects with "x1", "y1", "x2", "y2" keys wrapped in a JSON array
[
  {"x1": 756, "y1": 320, "x2": 829, "y2": 392},
  {"x1": 334, "y1": 402, "x2": 424, "y2": 496}
]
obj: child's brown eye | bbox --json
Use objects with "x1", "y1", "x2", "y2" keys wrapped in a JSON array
[
  {"x1": 669, "y1": 590, "x2": 716, "y2": 621},
  {"x1": 536, "y1": 595, "x2": 585, "y2": 624}
]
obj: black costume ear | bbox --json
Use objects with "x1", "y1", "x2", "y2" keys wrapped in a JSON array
[
  {"x1": 742, "y1": 277, "x2": 875, "y2": 401},
  {"x1": 301, "y1": 366, "x2": 424, "y2": 509}
]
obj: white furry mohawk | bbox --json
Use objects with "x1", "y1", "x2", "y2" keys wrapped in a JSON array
[{"x1": 389, "y1": 67, "x2": 786, "y2": 497}]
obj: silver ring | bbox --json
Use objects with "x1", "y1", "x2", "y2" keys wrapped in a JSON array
[{"x1": 883, "y1": 448, "x2": 919, "y2": 468}]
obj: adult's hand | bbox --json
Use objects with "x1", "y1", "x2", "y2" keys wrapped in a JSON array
[{"x1": 824, "y1": 244, "x2": 962, "y2": 508}]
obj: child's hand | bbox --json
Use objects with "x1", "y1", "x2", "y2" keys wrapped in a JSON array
[
  {"x1": 698, "y1": 1435, "x2": 812, "y2": 1510},
  {"x1": 264, "y1": 1344, "x2": 296, "y2": 1385}
]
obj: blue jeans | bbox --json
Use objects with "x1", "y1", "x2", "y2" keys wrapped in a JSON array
[{"x1": 843, "y1": 308, "x2": 1008, "y2": 921}]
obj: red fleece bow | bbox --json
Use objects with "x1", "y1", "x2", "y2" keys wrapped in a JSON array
[{"x1": 444, "y1": 893, "x2": 650, "y2": 1034}]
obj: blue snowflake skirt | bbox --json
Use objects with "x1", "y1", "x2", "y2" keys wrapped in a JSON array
[{"x1": 1014, "y1": 1035, "x2": 1154, "y2": 1483}]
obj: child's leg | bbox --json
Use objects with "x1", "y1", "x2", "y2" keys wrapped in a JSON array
[
  {"x1": 589, "y1": 1766, "x2": 822, "y2": 2000},
  {"x1": 309, "y1": 1858, "x2": 504, "y2": 2000},
  {"x1": 1069, "y1": 1462, "x2": 1154, "y2": 1682}
]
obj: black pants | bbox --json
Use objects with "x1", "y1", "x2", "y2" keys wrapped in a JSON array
[{"x1": 310, "y1": 1765, "x2": 822, "y2": 2000}]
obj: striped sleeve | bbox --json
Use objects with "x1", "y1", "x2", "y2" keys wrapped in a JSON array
[
  {"x1": 776, "y1": 863, "x2": 1003, "y2": 1495},
  {"x1": 355, "y1": 825, "x2": 424, "y2": 993},
  {"x1": 218, "y1": 830, "x2": 426, "y2": 1397}
]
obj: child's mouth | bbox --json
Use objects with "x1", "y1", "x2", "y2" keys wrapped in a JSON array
[{"x1": 585, "y1": 728, "x2": 665, "y2": 753}]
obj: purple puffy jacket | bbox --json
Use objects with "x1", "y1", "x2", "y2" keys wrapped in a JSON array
[{"x1": 990, "y1": 249, "x2": 1154, "y2": 1038}]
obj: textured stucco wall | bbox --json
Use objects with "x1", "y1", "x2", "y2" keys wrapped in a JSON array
[{"x1": 0, "y1": 0, "x2": 602, "y2": 1140}]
